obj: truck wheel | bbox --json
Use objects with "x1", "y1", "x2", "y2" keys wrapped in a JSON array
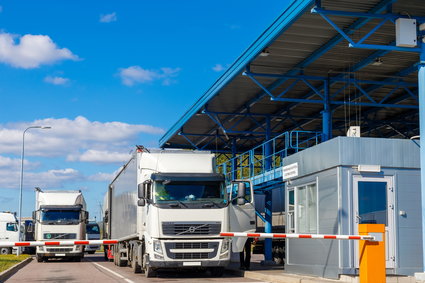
[
  {"x1": 36, "y1": 255, "x2": 43, "y2": 262},
  {"x1": 0, "y1": 248, "x2": 10, "y2": 255},
  {"x1": 131, "y1": 248, "x2": 142, "y2": 273},
  {"x1": 144, "y1": 265, "x2": 156, "y2": 278},
  {"x1": 74, "y1": 257, "x2": 82, "y2": 262},
  {"x1": 209, "y1": 267, "x2": 224, "y2": 277}
]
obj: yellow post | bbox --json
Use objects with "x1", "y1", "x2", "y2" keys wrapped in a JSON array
[{"x1": 359, "y1": 224, "x2": 386, "y2": 283}]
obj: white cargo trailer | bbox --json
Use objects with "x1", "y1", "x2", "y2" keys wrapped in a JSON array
[
  {"x1": 33, "y1": 189, "x2": 89, "y2": 262},
  {"x1": 104, "y1": 147, "x2": 255, "y2": 277},
  {"x1": 0, "y1": 212, "x2": 19, "y2": 254}
]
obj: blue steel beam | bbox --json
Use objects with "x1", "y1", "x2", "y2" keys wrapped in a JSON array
[{"x1": 312, "y1": 7, "x2": 424, "y2": 53}]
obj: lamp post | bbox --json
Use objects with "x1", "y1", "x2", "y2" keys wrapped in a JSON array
[{"x1": 17, "y1": 126, "x2": 51, "y2": 255}]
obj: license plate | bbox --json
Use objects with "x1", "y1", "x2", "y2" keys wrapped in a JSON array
[
  {"x1": 183, "y1": 262, "x2": 201, "y2": 266},
  {"x1": 55, "y1": 253, "x2": 66, "y2": 256}
]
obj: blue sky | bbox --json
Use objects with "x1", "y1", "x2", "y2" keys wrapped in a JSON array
[{"x1": 0, "y1": 0, "x2": 289, "y2": 220}]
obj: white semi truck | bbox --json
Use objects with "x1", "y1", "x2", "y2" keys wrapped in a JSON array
[
  {"x1": 0, "y1": 212, "x2": 19, "y2": 254},
  {"x1": 33, "y1": 188, "x2": 89, "y2": 262},
  {"x1": 103, "y1": 147, "x2": 255, "y2": 277}
]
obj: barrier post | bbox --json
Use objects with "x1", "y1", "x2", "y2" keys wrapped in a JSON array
[{"x1": 359, "y1": 224, "x2": 385, "y2": 283}]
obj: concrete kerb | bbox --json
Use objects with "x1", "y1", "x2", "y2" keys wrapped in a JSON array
[{"x1": 0, "y1": 256, "x2": 32, "y2": 282}]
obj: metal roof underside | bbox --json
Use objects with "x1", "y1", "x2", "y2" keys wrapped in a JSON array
[{"x1": 159, "y1": 0, "x2": 424, "y2": 153}]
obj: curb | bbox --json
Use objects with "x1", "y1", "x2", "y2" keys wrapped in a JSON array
[{"x1": 0, "y1": 257, "x2": 32, "y2": 282}]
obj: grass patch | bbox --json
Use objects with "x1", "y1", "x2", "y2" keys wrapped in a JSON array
[{"x1": 0, "y1": 254, "x2": 30, "y2": 272}]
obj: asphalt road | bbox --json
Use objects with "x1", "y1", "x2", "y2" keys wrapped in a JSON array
[{"x1": 6, "y1": 254, "x2": 266, "y2": 283}]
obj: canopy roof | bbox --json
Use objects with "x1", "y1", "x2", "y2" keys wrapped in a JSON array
[{"x1": 160, "y1": 0, "x2": 424, "y2": 153}]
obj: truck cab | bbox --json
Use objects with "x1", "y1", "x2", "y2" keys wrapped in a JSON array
[
  {"x1": 33, "y1": 189, "x2": 88, "y2": 262},
  {"x1": 0, "y1": 212, "x2": 19, "y2": 254}
]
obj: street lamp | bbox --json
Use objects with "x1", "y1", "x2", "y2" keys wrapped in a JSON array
[{"x1": 17, "y1": 126, "x2": 51, "y2": 255}]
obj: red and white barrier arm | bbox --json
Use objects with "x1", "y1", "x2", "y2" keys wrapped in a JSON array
[
  {"x1": 0, "y1": 239, "x2": 119, "y2": 248},
  {"x1": 220, "y1": 232, "x2": 375, "y2": 241}
]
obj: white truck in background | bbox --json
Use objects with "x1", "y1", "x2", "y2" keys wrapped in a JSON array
[
  {"x1": 103, "y1": 147, "x2": 255, "y2": 277},
  {"x1": 85, "y1": 222, "x2": 101, "y2": 254},
  {"x1": 0, "y1": 212, "x2": 19, "y2": 254},
  {"x1": 33, "y1": 188, "x2": 89, "y2": 262}
]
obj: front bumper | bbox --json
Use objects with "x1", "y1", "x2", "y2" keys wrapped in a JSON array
[
  {"x1": 85, "y1": 245, "x2": 100, "y2": 252},
  {"x1": 149, "y1": 259, "x2": 230, "y2": 268},
  {"x1": 37, "y1": 252, "x2": 83, "y2": 258}
]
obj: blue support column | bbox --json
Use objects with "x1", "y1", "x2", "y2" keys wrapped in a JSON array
[
  {"x1": 232, "y1": 138, "x2": 237, "y2": 180},
  {"x1": 265, "y1": 117, "x2": 273, "y2": 171},
  {"x1": 264, "y1": 190, "x2": 273, "y2": 262},
  {"x1": 264, "y1": 117, "x2": 273, "y2": 262},
  {"x1": 322, "y1": 79, "x2": 332, "y2": 141},
  {"x1": 419, "y1": 43, "x2": 425, "y2": 273}
]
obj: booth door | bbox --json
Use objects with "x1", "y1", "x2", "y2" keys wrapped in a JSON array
[{"x1": 353, "y1": 175, "x2": 395, "y2": 268}]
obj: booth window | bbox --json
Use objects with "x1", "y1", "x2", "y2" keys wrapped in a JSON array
[{"x1": 288, "y1": 183, "x2": 318, "y2": 234}]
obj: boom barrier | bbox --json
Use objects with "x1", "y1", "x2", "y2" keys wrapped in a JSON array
[
  {"x1": 0, "y1": 239, "x2": 118, "y2": 248},
  {"x1": 220, "y1": 232, "x2": 375, "y2": 241}
]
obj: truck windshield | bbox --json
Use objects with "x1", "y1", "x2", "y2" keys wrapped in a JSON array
[
  {"x1": 153, "y1": 181, "x2": 227, "y2": 208},
  {"x1": 86, "y1": 224, "x2": 100, "y2": 234},
  {"x1": 41, "y1": 210, "x2": 80, "y2": 224}
]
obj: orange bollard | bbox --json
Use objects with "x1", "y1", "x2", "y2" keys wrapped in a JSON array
[{"x1": 359, "y1": 224, "x2": 386, "y2": 283}]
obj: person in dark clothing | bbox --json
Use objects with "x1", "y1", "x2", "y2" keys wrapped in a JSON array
[{"x1": 239, "y1": 238, "x2": 253, "y2": 270}]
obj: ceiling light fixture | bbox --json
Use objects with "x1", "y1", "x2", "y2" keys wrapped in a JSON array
[
  {"x1": 372, "y1": 57, "x2": 383, "y2": 66},
  {"x1": 259, "y1": 49, "x2": 270, "y2": 57}
]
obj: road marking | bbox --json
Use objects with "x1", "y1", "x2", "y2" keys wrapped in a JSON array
[{"x1": 91, "y1": 261, "x2": 135, "y2": 283}]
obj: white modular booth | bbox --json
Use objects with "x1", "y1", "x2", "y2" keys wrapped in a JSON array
[{"x1": 283, "y1": 137, "x2": 421, "y2": 279}]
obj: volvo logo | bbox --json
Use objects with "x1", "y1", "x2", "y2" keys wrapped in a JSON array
[{"x1": 188, "y1": 226, "x2": 197, "y2": 233}]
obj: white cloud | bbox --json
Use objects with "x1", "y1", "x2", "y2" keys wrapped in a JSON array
[
  {"x1": 88, "y1": 167, "x2": 122, "y2": 182},
  {"x1": 0, "y1": 116, "x2": 164, "y2": 163},
  {"x1": 118, "y1": 65, "x2": 181, "y2": 86},
  {"x1": 0, "y1": 155, "x2": 39, "y2": 170},
  {"x1": 44, "y1": 76, "x2": 70, "y2": 85},
  {"x1": 67, "y1": 149, "x2": 130, "y2": 164},
  {"x1": 100, "y1": 12, "x2": 117, "y2": 23},
  {"x1": 0, "y1": 167, "x2": 81, "y2": 190},
  {"x1": 212, "y1": 64, "x2": 225, "y2": 72},
  {"x1": 0, "y1": 33, "x2": 78, "y2": 69}
]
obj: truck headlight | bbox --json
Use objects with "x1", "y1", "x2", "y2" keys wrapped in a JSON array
[
  {"x1": 153, "y1": 240, "x2": 163, "y2": 259},
  {"x1": 220, "y1": 239, "x2": 230, "y2": 253},
  {"x1": 153, "y1": 240, "x2": 162, "y2": 254}
]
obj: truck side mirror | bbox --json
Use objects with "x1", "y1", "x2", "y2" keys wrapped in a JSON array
[
  {"x1": 237, "y1": 182, "x2": 246, "y2": 205},
  {"x1": 138, "y1": 183, "x2": 145, "y2": 198},
  {"x1": 137, "y1": 199, "x2": 146, "y2": 206},
  {"x1": 85, "y1": 211, "x2": 89, "y2": 223},
  {"x1": 32, "y1": 211, "x2": 36, "y2": 220}
]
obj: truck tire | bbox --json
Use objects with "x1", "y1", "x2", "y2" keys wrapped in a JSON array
[
  {"x1": 131, "y1": 248, "x2": 142, "y2": 273},
  {"x1": 144, "y1": 265, "x2": 156, "y2": 278},
  {"x1": 36, "y1": 255, "x2": 44, "y2": 262},
  {"x1": 209, "y1": 267, "x2": 224, "y2": 277},
  {"x1": 0, "y1": 248, "x2": 10, "y2": 255}
]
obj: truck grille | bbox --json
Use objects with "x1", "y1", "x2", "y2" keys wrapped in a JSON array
[
  {"x1": 46, "y1": 248, "x2": 73, "y2": 253},
  {"x1": 164, "y1": 242, "x2": 219, "y2": 260},
  {"x1": 162, "y1": 222, "x2": 221, "y2": 236},
  {"x1": 44, "y1": 233, "x2": 77, "y2": 240},
  {"x1": 175, "y1": 253, "x2": 209, "y2": 259}
]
